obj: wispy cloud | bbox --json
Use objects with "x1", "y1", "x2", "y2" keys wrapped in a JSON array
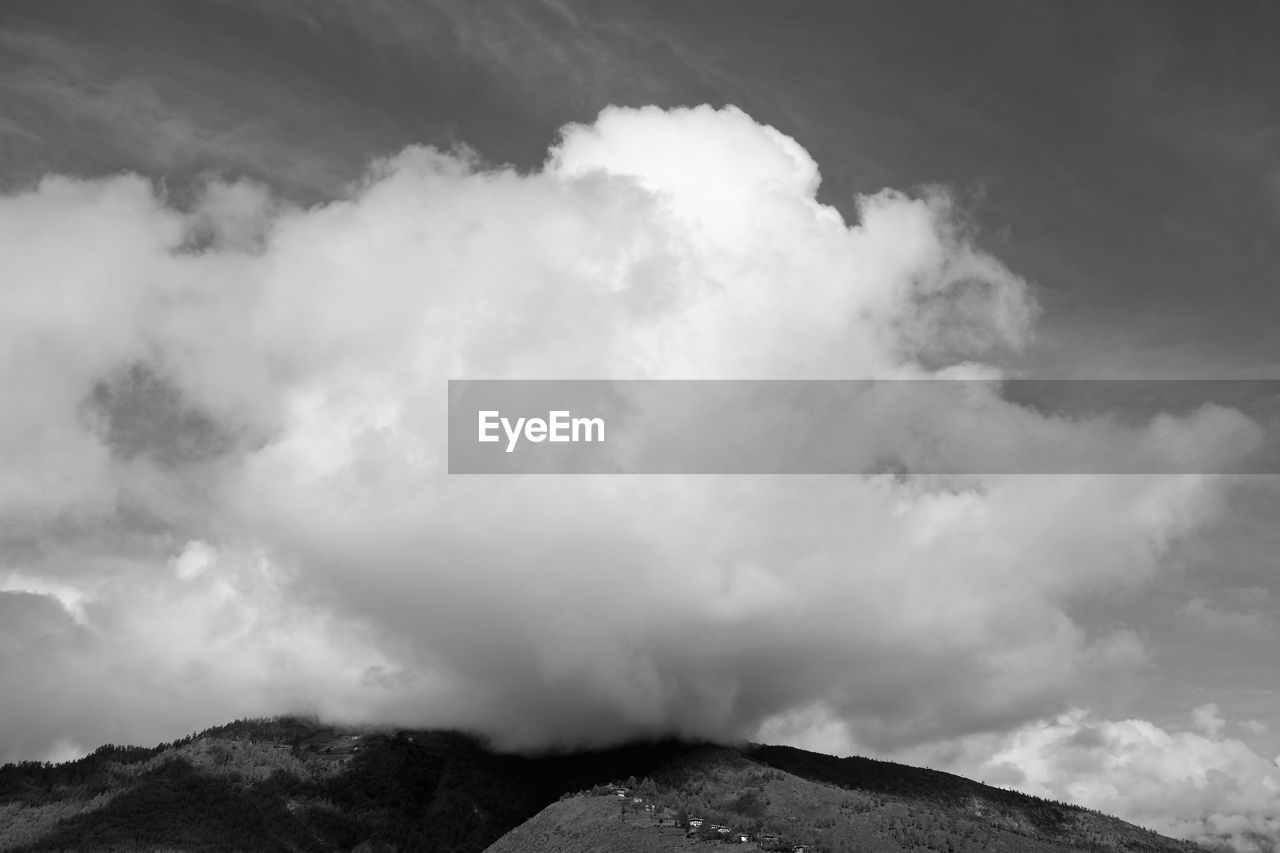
[
  {"x1": 0, "y1": 28, "x2": 354, "y2": 197},
  {"x1": 1179, "y1": 591, "x2": 1276, "y2": 639}
]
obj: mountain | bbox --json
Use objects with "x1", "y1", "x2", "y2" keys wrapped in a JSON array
[
  {"x1": 486, "y1": 746, "x2": 1211, "y2": 853},
  {"x1": 0, "y1": 717, "x2": 1212, "y2": 853}
]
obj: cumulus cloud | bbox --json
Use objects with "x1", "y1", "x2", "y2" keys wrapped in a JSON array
[
  {"x1": 0, "y1": 543, "x2": 395, "y2": 764},
  {"x1": 0, "y1": 104, "x2": 1261, "y2": 781},
  {"x1": 1195, "y1": 703, "x2": 1228, "y2": 739},
  {"x1": 909, "y1": 708, "x2": 1280, "y2": 853}
]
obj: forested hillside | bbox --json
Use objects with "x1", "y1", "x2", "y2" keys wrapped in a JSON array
[{"x1": 0, "y1": 718, "x2": 1214, "y2": 853}]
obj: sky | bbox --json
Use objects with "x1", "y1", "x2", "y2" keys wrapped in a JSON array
[{"x1": 2, "y1": 1, "x2": 1279, "y2": 850}]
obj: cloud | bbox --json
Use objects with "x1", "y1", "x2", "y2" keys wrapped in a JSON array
[
  {"x1": 0, "y1": 105, "x2": 1260, "y2": 772},
  {"x1": 910, "y1": 709, "x2": 1280, "y2": 853},
  {"x1": 171, "y1": 540, "x2": 216, "y2": 581},
  {"x1": 0, "y1": 543, "x2": 396, "y2": 765},
  {"x1": 1195, "y1": 703, "x2": 1228, "y2": 739},
  {"x1": 0, "y1": 28, "x2": 351, "y2": 197},
  {"x1": 1180, "y1": 590, "x2": 1276, "y2": 638}
]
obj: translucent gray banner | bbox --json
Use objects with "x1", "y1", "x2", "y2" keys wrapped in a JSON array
[{"x1": 447, "y1": 380, "x2": 1280, "y2": 474}]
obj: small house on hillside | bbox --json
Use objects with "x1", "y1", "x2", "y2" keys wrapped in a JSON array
[
  {"x1": 687, "y1": 817, "x2": 704, "y2": 828},
  {"x1": 733, "y1": 832, "x2": 750, "y2": 843}
]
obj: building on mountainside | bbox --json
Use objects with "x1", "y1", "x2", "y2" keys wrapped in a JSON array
[
  {"x1": 733, "y1": 832, "x2": 750, "y2": 842},
  {"x1": 687, "y1": 817, "x2": 704, "y2": 828}
]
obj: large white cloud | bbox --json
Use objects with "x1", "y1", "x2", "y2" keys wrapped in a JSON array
[
  {"x1": 0, "y1": 101, "x2": 1261, "y2": 804},
  {"x1": 769, "y1": 704, "x2": 1280, "y2": 851},
  {"x1": 924, "y1": 708, "x2": 1280, "y2": 853}
]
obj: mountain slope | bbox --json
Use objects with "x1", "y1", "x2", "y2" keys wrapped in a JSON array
[
  {"x1": 0, "y1": 717, "x2": 1212, "y2": 853},
  {"x1": 486, "y1": 746, "x2": 1209, "y2": 853},
  {"x1": 485, "y1": 795, "x2": 695, "y2": 853},
  {"x1": 0, "y1": 718, "x2": 694, "y2": 852}
]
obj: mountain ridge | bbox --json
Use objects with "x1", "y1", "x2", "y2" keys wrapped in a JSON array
[{"x1": 0, "y1": 717, "x2": 1214, "y2": 853}]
